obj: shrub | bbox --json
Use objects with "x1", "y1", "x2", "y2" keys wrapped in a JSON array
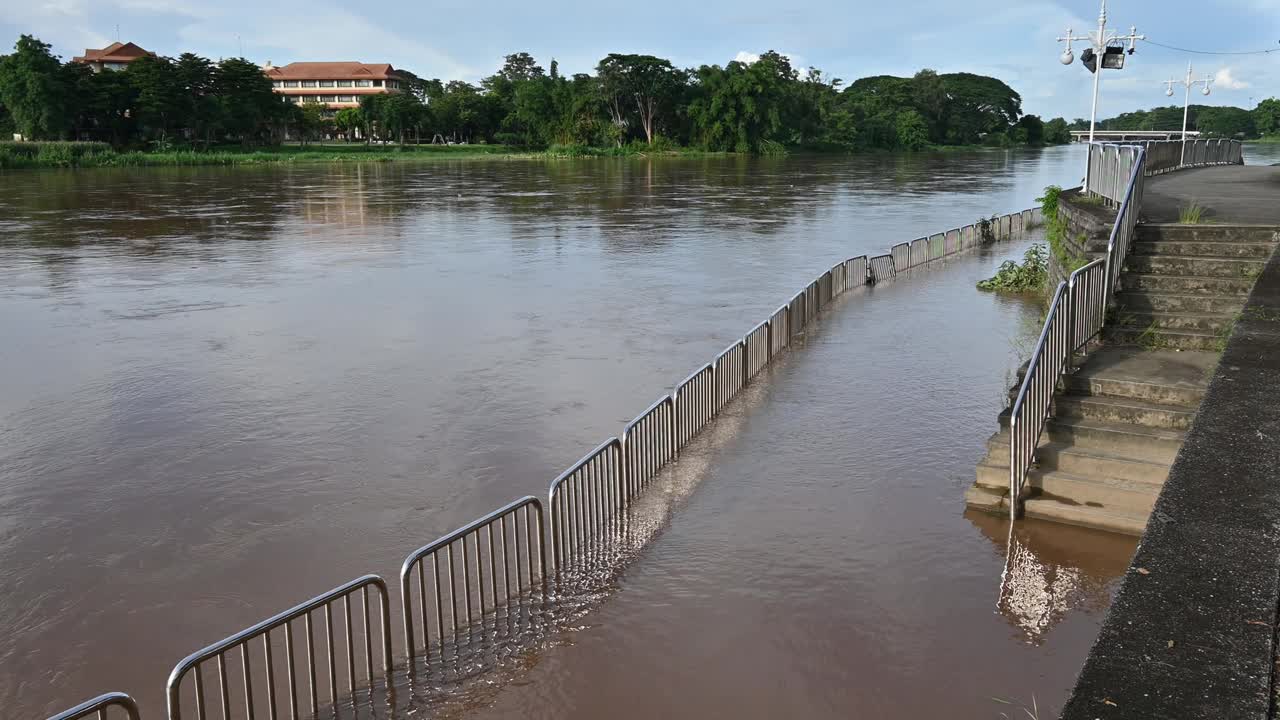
[{"x1": 977, "y1": 243, "x2": 1049, "y2": 293}]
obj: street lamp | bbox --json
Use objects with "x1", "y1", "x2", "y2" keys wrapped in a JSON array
[
  {"x1": 1164, "y1": 63, "x2": 1212, "y2": 166},
  {"x1": 1058, "y1": 0, "x2": 1145, "y2": 191}
]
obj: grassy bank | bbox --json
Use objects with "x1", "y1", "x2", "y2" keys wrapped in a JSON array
[{"x1": 0, "y1": 141, "x2": 556, "y2": 169}]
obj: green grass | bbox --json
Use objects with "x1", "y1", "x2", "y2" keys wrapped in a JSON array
[
  {"x1": 0, "y1": 141, "x2": 562, "y2": 169},
  {"x1": 1178, "y1": 201, "x2": 1206, "y2": 224}
]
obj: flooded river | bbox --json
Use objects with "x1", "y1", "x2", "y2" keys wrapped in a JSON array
[{"x1": 2, "y1": 145, "x2": 1137, "y2": 718}]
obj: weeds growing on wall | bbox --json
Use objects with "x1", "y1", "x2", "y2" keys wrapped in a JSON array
[
  {"x1": 1038, "y1": 185, "x2": 1089, "y2": 275},
  {"x1": 977, "y1": 244, "x2": 1049, "y2": 293}
]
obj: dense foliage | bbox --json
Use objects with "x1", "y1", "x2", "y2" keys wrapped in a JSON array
[
  {"x1": 0, "y1": 35, "x2": 1069, "y2": 154},
  {"x1": 1069, "y1": 101, "x2": 1280, "y2": 140}
]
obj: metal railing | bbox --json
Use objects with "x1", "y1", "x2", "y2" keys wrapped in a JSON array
[
  {"x1": 1008, "y1": 143, "x2": 1149, "y2": 518},
  {"x1": 166, "y1": 575, "x2": 393, "y2": 720},
  {"x1": 622, "y1": 396, "x2": 677, "y2": 496},
  {"x1": 48, "y1": 203, "x2": 1040, "y2": 720},
  {"x1": 1089, "y1": 139, "x2": 1243, "y2": 200},
  {"x1": 48, "y1": 693, "x2": 142, "y2": 720},
  {"x1": 400, "y1": 496, "x2": 546, "y2": 662}
]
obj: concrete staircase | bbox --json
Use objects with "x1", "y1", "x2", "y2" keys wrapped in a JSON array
[
  {"x1": 1106, "y1": 225, "x2": 1277, "y2": 350},
  {"x1": 965, "y1": 347, "x2": 1213, "y2": 535},
  {"x1": 965, "y1": 224, "x2": 1275, "y2": 535}
]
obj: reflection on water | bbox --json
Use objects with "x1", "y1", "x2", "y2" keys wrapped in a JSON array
[
  {"x1": 966, "y1": 512, "x2": 1137, "y2": 645},
  {"x1": 0, "y1": 146, "x2": 1123, "y2": 718}
]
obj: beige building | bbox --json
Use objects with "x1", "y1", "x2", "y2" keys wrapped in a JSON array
[
  {"x1": 72, "y1": 42, "x2": 155, "y2": 72},
  {"x1": 263, "y1": 62, "x2": 406, "y2": 110}
]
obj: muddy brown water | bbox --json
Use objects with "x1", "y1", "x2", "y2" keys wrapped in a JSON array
[{"x1": 1, "y1": 146, "x2": 1139, "y2": 719}]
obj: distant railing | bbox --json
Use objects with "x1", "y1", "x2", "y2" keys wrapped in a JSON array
[
  {"x1": 1088, "y1": 139, "x2": 1242, "y2": 202},
  {"x1": 49, "y1": 204, "x2": 1039, "y2": 720},
  {"x1": 1009, "y1": 144, "x2": 1148, "y2": 518},
  {"x1": 48, "y1": 693, "x2": 141, "y2": 720},
  {"x1": 400, "y1": 496, "x2": 546, "y2": 662},
  {"x1": 166, "y1": 575, "x2": 393, "y2": 720}
]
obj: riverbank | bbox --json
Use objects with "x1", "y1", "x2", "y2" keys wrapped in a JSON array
[{"x1": 0, "y1": 140, "x2": 1060, "y2": 170}]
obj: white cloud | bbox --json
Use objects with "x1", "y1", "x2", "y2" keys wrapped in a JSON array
[
  {"x1": 1213, "y1": 67, "x2": 1249, "y2": 90},
  {"x1": 733, "y1": 51, "x2": 759, "y2": 64}
]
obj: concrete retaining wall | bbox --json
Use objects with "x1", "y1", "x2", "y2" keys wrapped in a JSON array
[{"x1": 1049, "y1": 188, "x2": 1115, "y2": 286}]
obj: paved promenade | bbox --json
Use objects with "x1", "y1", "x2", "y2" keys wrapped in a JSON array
[{"x1": 1143, "y1": 165, "x2": 1280, "y2": 224}]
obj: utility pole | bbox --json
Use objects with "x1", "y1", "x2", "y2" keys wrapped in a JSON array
[
  {"x1": 1057, "y1": 0, "x2": 1145, "y2": 191},
  {"x1": 1164, "y1": 63, "x2": 1212, "y2": 166}
]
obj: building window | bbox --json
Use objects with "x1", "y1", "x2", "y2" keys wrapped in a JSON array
[
  {"x1": 336, "y1": 80, "x2": 352, "y2": 87},
  {"x1": 301, "y1": 80, "x2": 317, "y2": 88},
  {"x1": 373, "y1": 80, "x2": 383, "y2": 87},
  {"x1": 333, "y1": 95, "x2": 351, "y2": 103},
  {"x1": 284, "y1": 80, "x2": 299, "y2": 88},
  {"x1": 318, "y1": 80, "x2": 334, "y2": 87},
  {"x1": 355, "y1": 80, "x2": 372, "y2": 87}
]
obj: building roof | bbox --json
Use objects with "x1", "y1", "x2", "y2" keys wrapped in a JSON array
[
  {"x1": 263, "y1": 62, "x2": 400, "y2": 80},
  {"x1": 72, "y1": 41, "x2": 154, "y2": 64}
]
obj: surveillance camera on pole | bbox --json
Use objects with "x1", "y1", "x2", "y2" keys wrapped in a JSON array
[
  {"x1": 1057, "y1": 0, "x2": 1145, "y2": 191},
  {"x1": 1164, "y1": 63, "x2": 1213, "y2": 165}
]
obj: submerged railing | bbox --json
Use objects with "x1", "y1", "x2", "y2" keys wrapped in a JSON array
[
  {"x1": 48, "y1": 693, "x2": 141, "y2": 720},
  {"x1": 49, "y1": 205, "x2": 1041, "y2": 720}
]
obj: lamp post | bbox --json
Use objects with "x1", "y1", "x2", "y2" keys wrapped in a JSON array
[
  {"x1": 1058, "y1": 0, "x2": 1145, "y2": 191},
  {"x1": 1164, "y1": 63, "x2": 1212, "y2": 166}
]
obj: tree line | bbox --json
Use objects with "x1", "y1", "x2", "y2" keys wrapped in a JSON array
[
  {"x1": 1075, "y1": 101, "x2": 1280, "y2": 140},
  {"x1": 1, "y1": 35, "x2": 1078, "y2": 153}
]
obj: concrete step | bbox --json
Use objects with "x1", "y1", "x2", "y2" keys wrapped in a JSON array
[
  {"x1": 1114, "y1": 310, "x2": 1237, "y2": 334},
  {"x1": 1065, "y1": 369, "x2": 1205, "y2": 406},
  {"x1": 1045, "y1": 419, "x2": 1184, "y2": 463},
  {"x1": 1056, "y1": 393, "x2": 1195, "y2": 430},
  {"x1": 1104, "y1": 325, "x2": 1221, "y2": 351},
  {"x1": 1022, "y1": 496, "x2": 1149, "y2": 536},
  {"x1": 964, "y1": 484, "x2": 1009, "y2": 514},
  {"x1": 1122, "y1": 273, "x2": 1256, "y2": 295},
  {"x1": 976, "y1": 440, "x2": 1170, "y2": 487},
  {"x1": 1134, "y1": 224, "x2": 1280, "y2": 244},
  {"x1": 1031, "y1": 470, "x2": 1160, "y2": 515},
  {"x1": 1132, "y1": 240, "x2": 1276, "y2": 259},
  {"x1": 1115, "y1": 290, "x2": 1249, "y2": 315},
  {"x1": 986, "y1": 417, "x2": 1184, "y2": 464},
  {"x1": 1126, "y1": 254, "x2": 1266, "y2": 279}
]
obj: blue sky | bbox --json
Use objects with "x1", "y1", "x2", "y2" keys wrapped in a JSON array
[{"x1": 1, "y1": 0, "x2": 1276, "y2": 120}]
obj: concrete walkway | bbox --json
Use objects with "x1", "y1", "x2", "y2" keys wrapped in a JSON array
[{"x1": 1144, "y1": 165, "x2": 1280, "y2": 224}]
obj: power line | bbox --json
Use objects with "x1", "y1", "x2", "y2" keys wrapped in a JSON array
[{"x1": 1141, "y1": 38, "x2": 1280, "y2": 56}]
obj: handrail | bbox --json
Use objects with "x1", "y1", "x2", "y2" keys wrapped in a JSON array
[
  {"x1": 166, "y1": 575, "x2": 393, "y2": 720},
  {"x1": 48, "y1": 693, "x2": 141, "y2": 720},
  {"x1": 1007, "y1": 141, "x2": 1152, "y2": 519},
  {"x1": 400, "y1": 495, "x2": 545, "y2": 661},
  {"x1": 46, "y1": 204, "x2": 1039, "y2": 720}
]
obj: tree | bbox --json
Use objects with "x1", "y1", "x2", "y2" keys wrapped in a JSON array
[
  {"x1": 686, "y1": 52, "x2": 793, "y2": 153},
  {"x1": 1255, "y1": 98, "x2": 1280, "y2": 137},
  {"x1": 596, "y1": 53, "x2": 686, "y2": 144},
  {"x1": 174, "y1": 53, "x2": 218, "y2": 146},
  {"x1": 295, "y1": 100, "x2": 326, "y2": 146},
  {"x1": 895, "y1": 109, "x2": 929, "y2": 150},
  {"x1": 334, "y1": 107, "x2": 362, "y2": 141},
  {"x1": 0, "y1": 35, "x2": 72, "y2": 139},
  {"x1": 1016, "y1": 114, "x2": 1045, "y2": 145},
  {"x1": 127, "y1": 55, "x2": 184, "y2": 143},
  {"x1": 937, "y1": 72, "x2": 1021, "y2": 144},
  {"x1": 69, "y1": 62, "x2": 135, "y2": 144},
  {"x1": 1044, "y1": 117, "x2": 1071, "y2": 144},
  {"x1": 213, "y1": 57, "x2": 280, "y2": 145}
]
